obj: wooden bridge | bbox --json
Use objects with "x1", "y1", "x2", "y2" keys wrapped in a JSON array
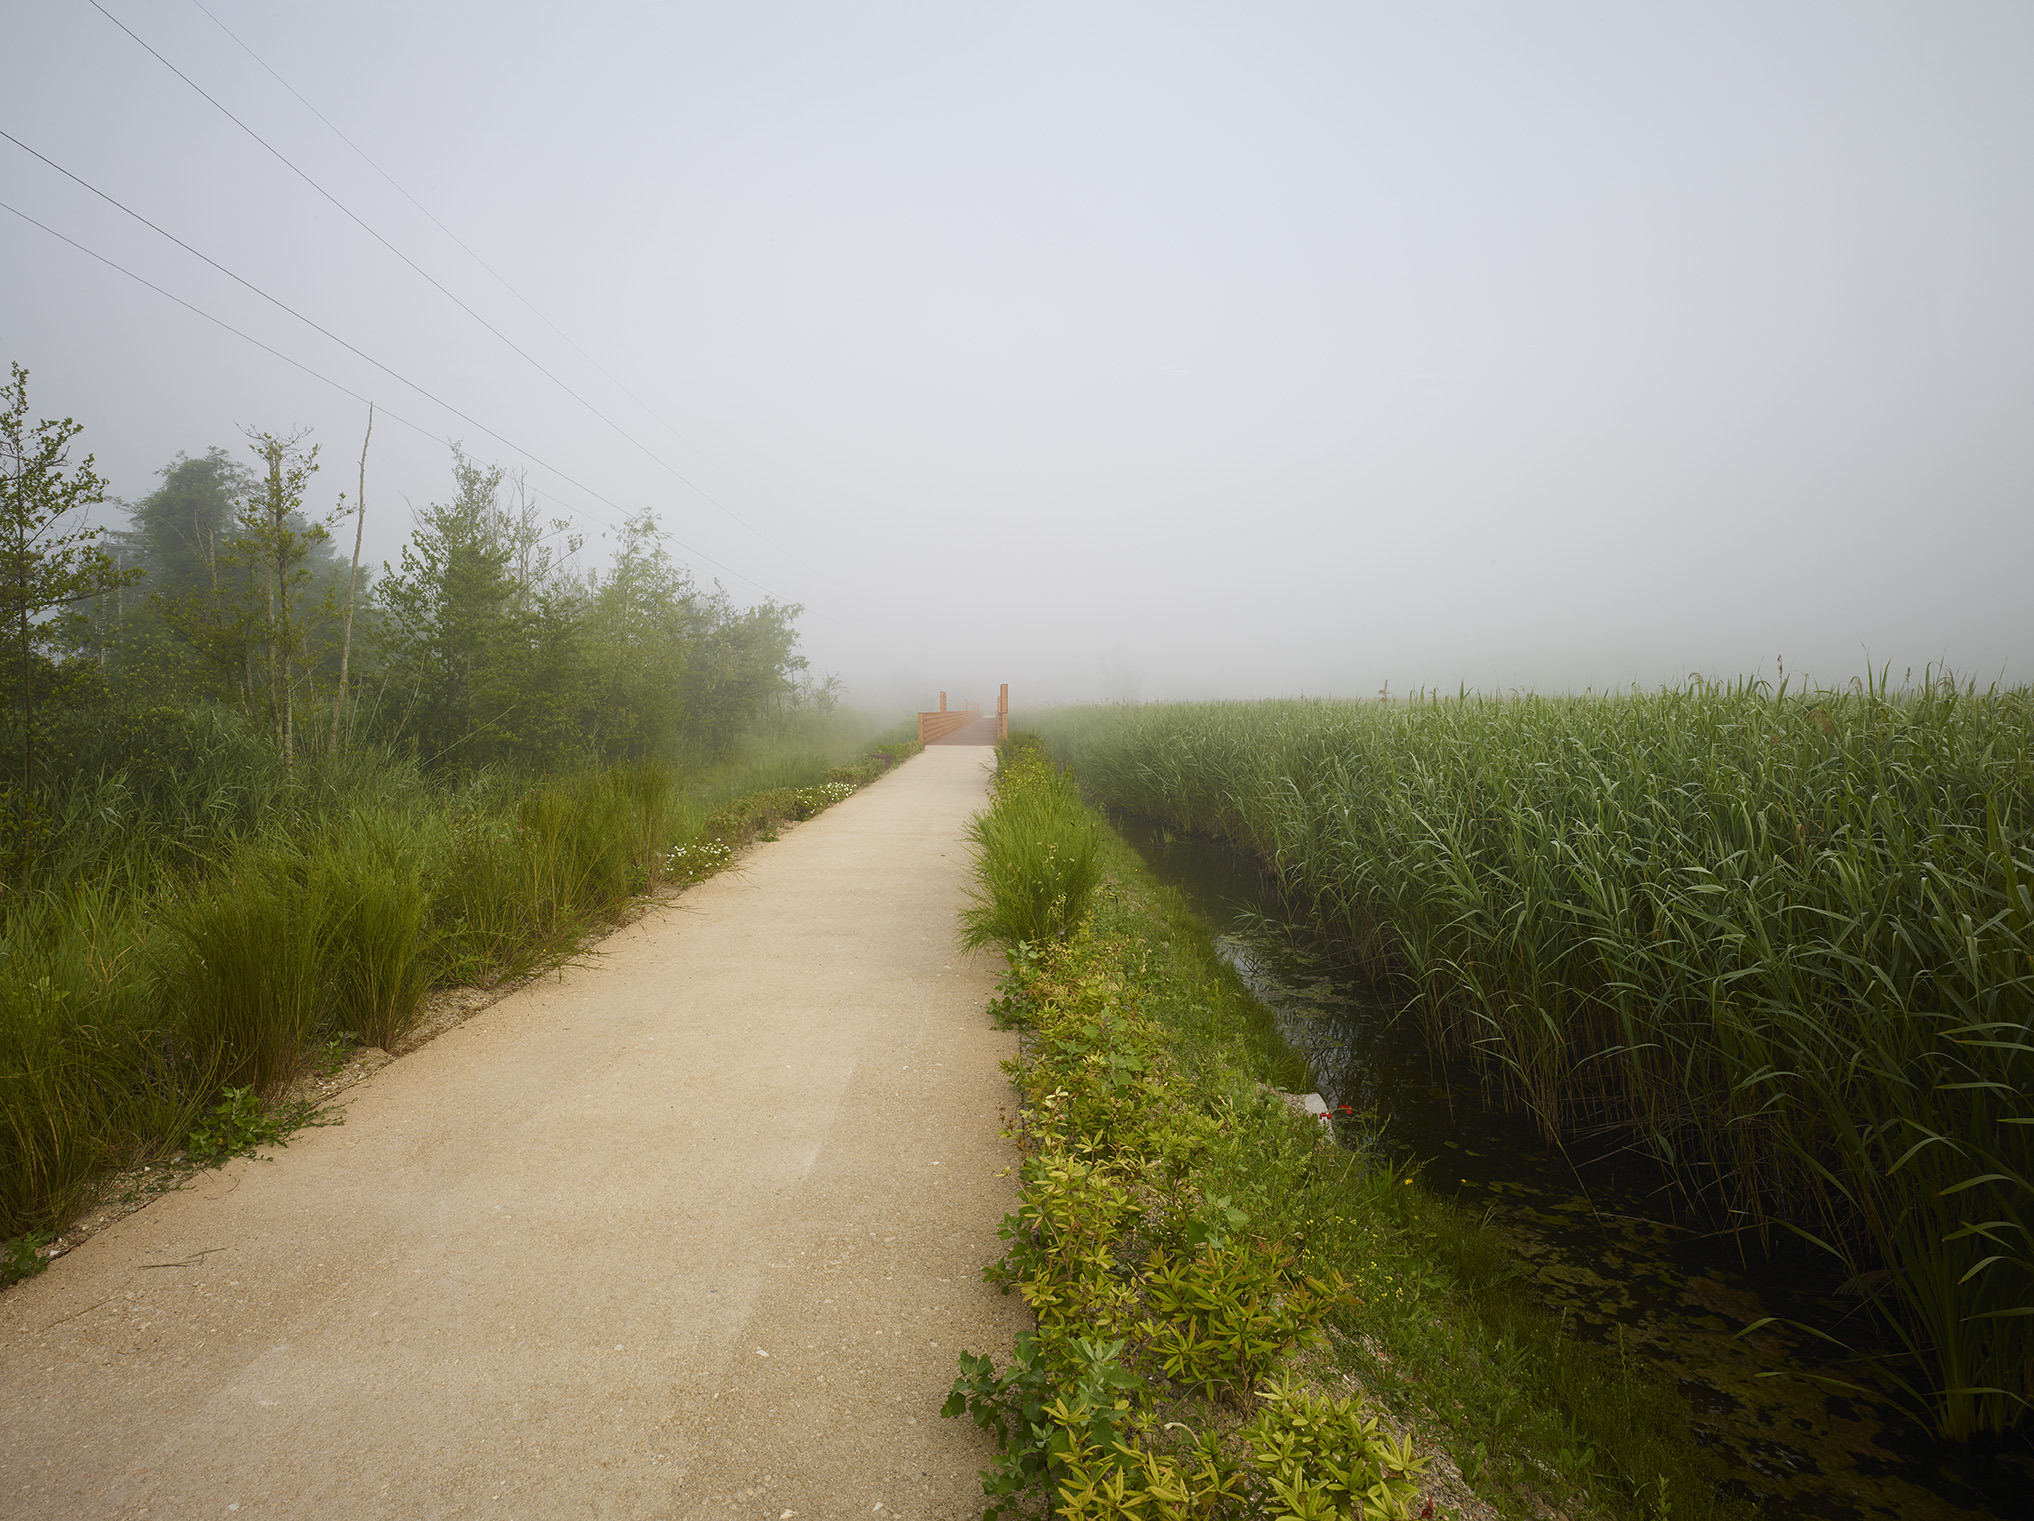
[{"x1": 918, "y1": 684, "x2": 1008, "y2": 745}]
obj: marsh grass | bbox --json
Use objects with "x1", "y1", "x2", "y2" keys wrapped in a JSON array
[
  {"x1": 316, "y1": 809, "x2": 438, "y2": 1049},
  {"x1": 0, "y1": 708, "x2": 916, "y2": 1240},
  {"x1": 0, "y1": 877, "x2": 193, "y2": 1231},
  {"x1": 960, "y1": 735, "x2": 1103, "y2": 949},
  {"x1": 1031, "y1": 681, "x2": 2034, "y2": 1439},
  {"x1": 166, "y1": 846, "x2": 331, "y2": 1098},
  {"x1": 956, "y1": 786, "x2": 1735, "y2": 1519}
]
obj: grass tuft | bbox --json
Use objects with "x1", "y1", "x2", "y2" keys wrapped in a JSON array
[{"x1": 960, "y1": 734, "x2": 1103, "y2": 950}]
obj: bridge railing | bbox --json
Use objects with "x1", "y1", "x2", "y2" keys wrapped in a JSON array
[{"x1": 916, "y1": 685, "x2": 1009, "y2": 743}]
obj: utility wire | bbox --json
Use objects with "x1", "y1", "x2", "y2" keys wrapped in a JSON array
[
  {"x1": 0, "y1": 140, "x2": 776, "y2": 597},
  {"x1": 182, "y1": 0, "x2": 778, "y2": 556},
  {"x1": 6, "y1": 197, "x2": 397, "y2": 433},
  {"x1": 9, "y1": 195, "x2": 778, "y2": 605},
  {"x1": 92, "y1": 0, "x2": 805, "y2": 568}
]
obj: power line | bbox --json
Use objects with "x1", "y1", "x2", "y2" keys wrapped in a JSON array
[
  {"x1": 0, "y1": 147, "x2": 777, "y2": 598},
  {"x1": 8, "y1": 194, "x2": 793, "y2": 608},
  {"x1": 182, "y1": 0, "x2": 777, "y2": 551},
  {"x1": 4, "y1": 197, "x2": 406, "y2": 437},
  {"x1": 92, "y1": 0, "x2": 805, "y2": 569}
]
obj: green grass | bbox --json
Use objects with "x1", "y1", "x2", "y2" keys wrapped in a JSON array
[
  {"x1": 0, "y1": 707, "x2": 918, "y2": 1242},
  {"x1": 952, "y1": 735, "x2": 1735, "y2": 1519},
  {"x1": 1026, "y1": 681, "x2": 2034, "y2": 1441},
  {"x1": 961, "y1": 741, "x2": 1105, "y2": 950}
]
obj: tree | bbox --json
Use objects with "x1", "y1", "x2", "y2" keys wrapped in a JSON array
[
  {"x1": 581, "y1": 509, "x2": 697, "y2": 758},
  {"x1": 231, "y1": 429, "x2": 335, "y2": 773},
  {"x1": 130, "y1": 446, "x2": 254, "y2": 598},
  {"x1": 374, "y1": 450, "x2": 524, "y2": 764},
  {"x1": 330, "y1": 405, "x2": 371, "y2": 750},
  {"x1": 0, "y1": 362, "x2": 141, "y2": 869}
]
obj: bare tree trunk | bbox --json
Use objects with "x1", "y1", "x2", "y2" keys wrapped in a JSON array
[
  {"x1": 331, "y1": 404, "x2": 371, "y2": 751},
  {"x1": 16, "y1": 585, "x2": 33, "y2": 882}
]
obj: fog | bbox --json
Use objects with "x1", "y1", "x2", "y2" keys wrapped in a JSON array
[{"x1": 5, "y1": 2, "x2": 2030, "y2": 710}]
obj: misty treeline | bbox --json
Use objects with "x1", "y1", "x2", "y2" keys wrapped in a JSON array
[{"x1": 2, "y1": 366, "x2": 828, "y2": 866}]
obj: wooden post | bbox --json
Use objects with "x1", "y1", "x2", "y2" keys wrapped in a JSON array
[{"x1": 939, "y1": 691, "x2": 947, "y2": 712}]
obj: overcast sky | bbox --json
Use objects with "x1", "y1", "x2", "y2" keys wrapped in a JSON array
[{"x1": 5, "y1": 2, "x2": 2030, "y2": 709}]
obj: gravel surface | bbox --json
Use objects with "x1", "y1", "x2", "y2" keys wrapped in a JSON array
[{"x1": 1, "y1": 746, "x2": 1027, "y2": 1519}]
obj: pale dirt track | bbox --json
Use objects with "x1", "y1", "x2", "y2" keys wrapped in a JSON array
[{"x1": 0, "y1": 747, "x2": 1028, "y2": 1520}]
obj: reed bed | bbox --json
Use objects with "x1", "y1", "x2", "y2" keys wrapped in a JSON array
[{"x1": 1028, "y1": 681, "x2": 2034, "y2": 1440}]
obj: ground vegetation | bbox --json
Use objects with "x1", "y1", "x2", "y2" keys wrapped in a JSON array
[
  {"x1": 1024, "y1": 687, "x2": 2034, "y2": 1441},
  {"x1": 0, "y1": 365, "x2": 900, "y2": 1270},
  {"x1": 950, "y1": 736, "x2": 1728, "y2": 1519}
]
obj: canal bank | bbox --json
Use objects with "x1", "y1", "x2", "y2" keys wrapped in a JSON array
[{"x1": 1107, "y1": 809, "x2": 2032, "y2": 1521}]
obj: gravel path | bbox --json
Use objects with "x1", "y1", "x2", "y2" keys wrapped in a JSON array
[{"x1": 1, "y1": 746, "x2": 1027, "y2": 1519}]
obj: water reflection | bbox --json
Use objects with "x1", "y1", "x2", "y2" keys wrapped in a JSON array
[{"x1": 1110, "y1": 811, "x2": 2032, "y2": 1521}]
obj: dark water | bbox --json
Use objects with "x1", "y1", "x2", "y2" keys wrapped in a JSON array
[{"x1": 1111, "y1": 812, "x2": 2034, "y2": 1521}]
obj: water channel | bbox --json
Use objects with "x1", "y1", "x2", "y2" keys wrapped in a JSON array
[{"x1": 1111, "y1": 811, "x2": 2032, "y2": 1521}]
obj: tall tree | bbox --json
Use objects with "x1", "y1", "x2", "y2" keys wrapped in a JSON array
[{"x1": 0, "y1": 362, "x2": 141, "y2": 869}]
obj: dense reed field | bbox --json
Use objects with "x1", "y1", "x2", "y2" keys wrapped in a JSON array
[
  {"x1": 0, "y1": 707, "x2": 909, "y2": 1251},
  {"x1": 1028, "y1": 682, "x2": 2034, "y2": 1440}
]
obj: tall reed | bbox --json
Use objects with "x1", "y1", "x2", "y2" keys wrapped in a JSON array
[{"x1": 1031, "y1": 680, "x2": 2034, "y2": 1439}]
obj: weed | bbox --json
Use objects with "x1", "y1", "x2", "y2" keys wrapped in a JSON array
[
  {"x1": 1, "y1": 1230, "x2": 53, "y2": 1287},
  {"x1": 960, "y1": 735, "x2": 1103, "y2": 949},
  {"x1": 182, "y1": 1085, "x2": 322, "y2": 1166}
]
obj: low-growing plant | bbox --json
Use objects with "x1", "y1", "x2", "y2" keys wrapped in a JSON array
[
  {"x1": 182, "y1": 1084, "x2": 315, "y2": 1166},
  {"x1": 1244, "y1": 1375, "x2": 1428, "y2": 1520},
  {"x1": 1141, "y1": 1240, "x2": 1352, "y2": 1402},
  {"x1": 1, "y1": 1230, "x2": 53, "y2": 1287}
]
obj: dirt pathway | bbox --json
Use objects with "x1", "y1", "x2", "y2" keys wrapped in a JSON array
[{"x1": 1, "y1": 747, "x2": 1027, "y2": 1520}]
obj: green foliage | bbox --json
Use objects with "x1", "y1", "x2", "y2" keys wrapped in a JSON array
[
  {"x1": 0, "y1": 716, "x2": 907, "y2": 1239},
  {"x1": 0, "y1": 874, "x2": 192, "y2": 1234},
  {"x1": 950, "y1": 789, "x2": 1741, "y2": 1521},
  {"x1": 1, "y1": 1230, "x2": 53, "y2": 1287},
  {"x1": 947, "y1": 767, "x2": 1420, "y2": 1519},
  {"x1": 1141, "y1": 1241, "x2": 1351, "y2": 1402},
  {"x1": 165, "y1": 846, "x2": 330, "y2": 1097},
  {"x1": 1030, "y1": 685, "x2": 2034, "y2": 1439},
  {"x1": 0, "y1": 373, "x2": 893, "y2": 1242},
  {"x1": 0, "y1": 361, "x2": 142, "y2": 871},
  {"x1": 961, "y1": 735, "x2": 1103, "y2": 949},
  {"x1": 315, "y1": 808, "x2": 436, "y2": 1049},
  {"x1": 182, "y1": 1083, "x2": 307, "y2": 1166},
  {"x1": 1244, "y1": 1376, "x2": 1427, "y2": 1520}
]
